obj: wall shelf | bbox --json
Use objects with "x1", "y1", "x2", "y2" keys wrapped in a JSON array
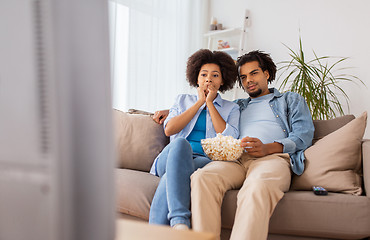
[
  {"x1": 218, "y1": 47, "x2": 239, "y2": 60},
  {"x1": 203, "y1": 10, "x2": 250, "y2": 60},
  {"x1": 204, "y1": 28, "x2": 242, "y2": 38},
  {"x1": 204, "y1": 28, "x2": 243, "y2": 54}
]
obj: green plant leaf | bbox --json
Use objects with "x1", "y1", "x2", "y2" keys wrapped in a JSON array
[{"x1": 277, "y1": 34, "x2": 365, "y2": 120}]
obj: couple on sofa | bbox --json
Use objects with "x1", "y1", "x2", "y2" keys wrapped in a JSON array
[{"x1": 149, "y1": 49, "x2": 314, "y2": 240}]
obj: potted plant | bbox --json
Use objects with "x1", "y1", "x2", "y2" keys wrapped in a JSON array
[{"x1": 277, "y1": 35, "x2": 365, "y2": 120}]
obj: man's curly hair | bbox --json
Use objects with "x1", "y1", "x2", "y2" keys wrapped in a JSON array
[
  {"x1": 186, "y1": 49, "x2": 238, "y2": 93},
  {"x1": 236, "y1": 50, "x2": 276, "y2": 88}
]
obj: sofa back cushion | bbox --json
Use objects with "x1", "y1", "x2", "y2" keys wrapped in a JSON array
[
  {"x1": 113, "y1": 109, "x2": 169, "y2": 172},
  {"x1": 292, "y1": 112, "x2": 367, "y2": 195},
  {"x1": 312, "y1": 114, "x2": 355, "y2": 144}
]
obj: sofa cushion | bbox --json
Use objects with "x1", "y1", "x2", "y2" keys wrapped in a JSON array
[
  {"x1": 113, "y1": 109, "x2": 169, "y2": 172},
  {"x1": 220, "y1": 190, "x2": 370, "y2": 239},
  {"x1": 116, "y1": 168, "x2": 159, "y2": 220},
  {"x1": 269, "y1": 191, "x2": 370, "y2": 239},
  {"x1": 291, "y1": 112, "x2": 367, "y2": 195},
  {"x1": 312, "y1": 114, "x2": 355, "y2": 144}
]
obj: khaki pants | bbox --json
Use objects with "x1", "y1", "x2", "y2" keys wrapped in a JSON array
[{"x1": 191, "y1": 153, "x2": 291, "y2": 240}]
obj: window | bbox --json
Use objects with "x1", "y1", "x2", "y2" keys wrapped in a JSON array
[
  {"x1": 109, "y1": 0, "x2": 207, "y2": 112},
  {"x1": 109, "y1": 1, "x2": 129, "y2": 111}
]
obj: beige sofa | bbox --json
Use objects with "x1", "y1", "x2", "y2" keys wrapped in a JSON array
[{"x1": 114, "y1": 109, "x2": 370, "y2": 240}]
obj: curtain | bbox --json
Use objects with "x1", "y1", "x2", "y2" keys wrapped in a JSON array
[{"x1": 109, "y1": 0, "x2": 208, "y2": 112}]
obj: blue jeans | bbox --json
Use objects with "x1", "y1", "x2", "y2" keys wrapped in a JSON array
[{"x1": 149, "y1": 138, "x2": 211, "y2": 228}]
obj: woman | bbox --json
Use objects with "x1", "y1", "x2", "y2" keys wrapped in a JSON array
[{"x1": 149, "y1": 49, "x2": 240, "y2": 230}]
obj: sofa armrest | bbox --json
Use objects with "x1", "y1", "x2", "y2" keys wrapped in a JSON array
[{"x1": 363, "y1": 139, "x2": 370, "y2": 197}]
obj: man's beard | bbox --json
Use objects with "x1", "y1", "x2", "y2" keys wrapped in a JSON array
[{"x1": 248, "y1": 88, "x2": 262, "y2": 98}]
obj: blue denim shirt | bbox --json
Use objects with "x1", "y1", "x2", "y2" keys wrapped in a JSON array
[
  {"x1": 150, "y1": 93, "x2": 240, "y2": 175},
  {"x1": 235, "y1": 88, "x2": 314, "y2": 175}
]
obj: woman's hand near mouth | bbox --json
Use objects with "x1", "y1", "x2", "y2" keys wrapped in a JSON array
[
  {"x1": 197, "y1": 85, "x2": 207, "y2": 104},
  {"x1": 197, "y1": 83, "x2": 218, "y2": 106},
  {"x1": 206, "y1": 84, "x2": 217, "y2": 103}
]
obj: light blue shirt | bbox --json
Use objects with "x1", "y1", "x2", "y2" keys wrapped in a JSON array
[
  {"x1": 150, "y1": 93, "x2": 240, "y2": 175},
  {"x1": 239, "y1": 93, "x2": 286, "y2": 143},
  {"x1": 235, "y1": 88, "x2": 314, "y2": 175},
  {"x1": 166, "y1": 94, "x2": 240, "y2": 140}
]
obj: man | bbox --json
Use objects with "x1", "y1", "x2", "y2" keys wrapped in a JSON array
[{"x1": 153, "y1": 50, "x2": 314, "y2": 240}]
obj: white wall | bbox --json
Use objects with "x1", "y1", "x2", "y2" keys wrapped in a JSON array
[{"x1": 210, "y1": 0, "x2": 370, "y2": 138}]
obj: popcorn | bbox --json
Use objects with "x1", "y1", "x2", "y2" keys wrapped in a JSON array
[{"x1": 201, "y1": 134, "x2": 244, "y2": 161}]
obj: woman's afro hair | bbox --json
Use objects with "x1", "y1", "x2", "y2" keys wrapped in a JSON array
[{"x1": 186, "y1": 49, "x2": 238, "y2": 93}]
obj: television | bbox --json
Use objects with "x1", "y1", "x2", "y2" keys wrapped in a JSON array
[{"x1": 0, "y1": 0, "x2": 115, "y2": 240}]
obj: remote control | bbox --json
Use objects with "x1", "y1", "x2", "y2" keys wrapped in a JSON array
[{"x1": 312, "y1": 186, "x2": 328, "y2": 195}]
